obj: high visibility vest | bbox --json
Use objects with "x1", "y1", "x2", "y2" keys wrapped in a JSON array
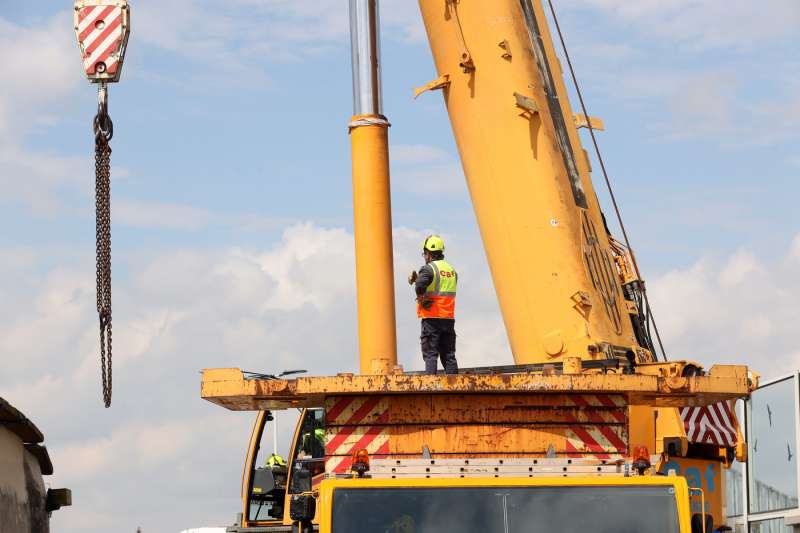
[
  {"x1": 417, "y1": 260, "x2": 457, "y2": 319},
  {"x1": 302, "y1": 428, "x2": 326, "y2": 457}
]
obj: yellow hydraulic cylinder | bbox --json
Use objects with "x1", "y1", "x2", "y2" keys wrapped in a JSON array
[
  {"x1": 350, "y1": 115, "x2": 398, "y2": 374},
  {"x1": 417, "y1": 0, "x2": 640, "y2": 364},
  {"x1": 348, "y1": 0, "x2": 398, "y2": 374}
]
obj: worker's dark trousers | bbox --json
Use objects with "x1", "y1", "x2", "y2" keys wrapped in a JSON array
[{"x1": 420, "y1": 318, "x2": 458, "y2": 375}]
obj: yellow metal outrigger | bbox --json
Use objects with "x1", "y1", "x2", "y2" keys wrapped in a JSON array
[{"x1": 203, "y1": 363, "x2": 753, "y2": 530}]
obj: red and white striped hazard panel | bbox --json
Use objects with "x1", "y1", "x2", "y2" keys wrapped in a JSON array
[
  {"x1": 564, "y1": 394, "x2": 629, "y2": 459},
  {"x1": 680, "y1": 401, "x2": 739, "y2": 447},
  {"x1": 325, "y1": 396, "x2": 390, "y2": 474},
  {"x1": 75, "y1": 2, "x2": 129, "y2": 78}
]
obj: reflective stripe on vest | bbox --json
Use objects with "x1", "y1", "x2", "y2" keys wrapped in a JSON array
[{"x1": 417, "y1": 259, "x2": 457, "y2": 319}]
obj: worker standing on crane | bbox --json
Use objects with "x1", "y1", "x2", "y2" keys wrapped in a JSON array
[{"x1": 408, "y1": 235, "x2": 459, "y2": 375}]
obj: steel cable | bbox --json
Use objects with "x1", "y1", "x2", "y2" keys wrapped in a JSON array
[{"x1": 544, "y1": 0, "x2": 668, "y2": 360}]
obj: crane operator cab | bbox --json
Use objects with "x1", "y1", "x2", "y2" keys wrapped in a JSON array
[
  {"x1": 244, "y1": 408, "x2": 326, "y2": 527},
  {"x1": 249, "y1": 456, "x2": 287, "y2": 521},
  {"x1": 294, "y1": 408, "x2": 326, "y2": 481}
]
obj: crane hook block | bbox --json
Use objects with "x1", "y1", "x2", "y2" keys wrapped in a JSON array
[{"x1": 73, "y1": 1, "x2": 131, "y2": 83}]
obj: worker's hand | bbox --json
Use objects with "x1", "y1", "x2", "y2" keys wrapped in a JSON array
[
  {"x1": 417, "y1": 297, "x2": 433, "y2": 310},
  {"x1": 408, "y1": 270, "x2": 418, "y2": 285}
]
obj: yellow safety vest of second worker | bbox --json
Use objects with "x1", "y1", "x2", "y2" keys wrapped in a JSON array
[{"x1": 417, "y1": 260, "x2": 457, "y2": 319}]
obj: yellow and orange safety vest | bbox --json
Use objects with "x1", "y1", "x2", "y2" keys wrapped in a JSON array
[{"x1": 417, "y1": 260, "x2": 457, "y2": 319}]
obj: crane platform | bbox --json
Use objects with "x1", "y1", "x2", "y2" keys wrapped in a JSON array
[{"x1": 200, "y1": 363, "x2": 753, "y2": 412}]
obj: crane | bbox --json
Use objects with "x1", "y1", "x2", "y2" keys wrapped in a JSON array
[{"x1": 199, "y1": 1, "x2": 755, "y2": 532}]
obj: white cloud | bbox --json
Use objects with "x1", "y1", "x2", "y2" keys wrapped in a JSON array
[
  {"x1": 113, "y1": 198, "x2": 295, "y2": 232},
  {"x1": 3, "y1": 222, "x2": 451, "y2": 531},
  {"x1": 571, "y1": 42, "x2": 638, "y2": 63},
  {"x1": 656, "y1": 69, "x2": 800, "y2": 144},
  {"x1": 115, "y1": 199, "x2": 214, "y2": 230},
  {"x1": 392, "y1": 144, "x2": 450, "y2": 165},
  {"x1": 791, "y1": 235, "x2": 800, "y2": 263},
  {"x1": 565, "y1": 0, "x2": 800, "y2": 50},
  {"x1": 553, "y1": 2, "x2": 800, "y2": 145},
  {"x1": 719, "y1": 250, "x2": 761, "y2": 287},
  {"x1": 0, "y1": 12, "x2": 90, "y2": 214},
  {"x1": 1, "y1": 222, "x2": 364, "y2": 532},
  {"x1": 133, "y1": 0, "x2": 426, "y2": 83},
  {"x1": 0, "y1": 3, "x2": 426, "y2": 216},
  {"x1": 648, "y1": 235, "x2": 800, "y2": 375},
  {"x1": 0, "y1": 264, "x2": 95, "y2": 377},
  {"x1": 0, "y1": 135, "x2": 88, "y2": 215},
  {"x1": 4, "y1": 219, "x2": 798, "y2": 532},
  {"x1": 391, "y1": 144, "x2": 465, "y2": 196},
  {"x1": 1, "y1": 222, "x2": 505, "y2": 532},
  {"x1": 55, "y1": 418, "x2": 205, "y2": 483},
  {"x1": 0, "y1": 12, "x2": 81, "y2": 142},
  {"x1": 395, "y1": 163, "x2": 464, "y2": 195},
  {"x1": 563, "y1": 56, "x2": 800, "y2": 146},
  {"x1": 381, "y1": 0, "x2": 428, "y2": 43},
  {"x1": 667, "y1": 71, "x2": 737, "y2": 136},
  {"x1": 49, "y1": 412, "x2": 254, "y2": 531},
  {"x1": 257, "y1": 223, "x2": 355, "y2": 311}
]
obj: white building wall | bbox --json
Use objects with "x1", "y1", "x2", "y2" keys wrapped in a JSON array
[{"x1": 0, "y1": 427, "x2": 48, "y2": 533}]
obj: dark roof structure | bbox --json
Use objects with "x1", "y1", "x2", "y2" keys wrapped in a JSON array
[{"x1": 0, "y1": 397, "x2": 53, "y2": 475}]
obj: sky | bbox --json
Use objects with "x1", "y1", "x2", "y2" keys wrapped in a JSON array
[{"x1": 0, "y1": 0, "x2": 798, "y2": 531}]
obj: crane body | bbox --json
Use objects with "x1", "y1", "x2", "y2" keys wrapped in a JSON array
[
  {"x1": 204, "y1": 366, "x2": 750, "y2": 532},
  {"x1": 194, "y1": 0, "x2": 757, "y2": 532},
  {"x1": 418, "y1": 0, "x2": 644, "y2": 364}
]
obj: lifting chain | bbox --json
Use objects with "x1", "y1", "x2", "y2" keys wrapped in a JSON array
[
  {"x1": 74, "y1": 0, "x2": 131, "y2": 407},
  {"x1": 93, "y1": 83, "x2": 113, "y2": 408}
]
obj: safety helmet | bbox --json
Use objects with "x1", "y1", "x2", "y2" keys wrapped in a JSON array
[{"x1": 422, "y1": 235, "x2": 445, "y2": 253}]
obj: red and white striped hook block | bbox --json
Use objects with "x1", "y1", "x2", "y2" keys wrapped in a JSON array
[{"x1": 73, "y1": 1, "x2": 131, "y2": 83}]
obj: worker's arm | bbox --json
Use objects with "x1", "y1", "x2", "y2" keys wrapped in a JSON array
[{"x1": 414, "y1": 265, "x2": 434, "y2": 297}]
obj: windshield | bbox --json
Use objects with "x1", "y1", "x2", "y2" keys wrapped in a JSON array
[{"x1": 331, "y1": 485, "x2": 680, "y2": 533}]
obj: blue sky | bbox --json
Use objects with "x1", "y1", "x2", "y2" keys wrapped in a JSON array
[
  {"x1": 0, "y1": 1, "x2": 798, "y2": 532},
  {"x1": 3, "y1": 1, "x2": 798, "y2": 263}
]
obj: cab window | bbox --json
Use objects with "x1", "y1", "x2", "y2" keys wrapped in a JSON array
[
  {"x1": 331, "y1": 485, "x2": 681, "y2": 533},
  {"x1": 246, "y1": 410, "x2": 298, "y2": 522},
  {"x1": 290, "y1": 408, "x2": 326, "y2": 493}
]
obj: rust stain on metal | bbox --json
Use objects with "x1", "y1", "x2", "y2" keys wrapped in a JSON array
[{"x1": 200, "y1": 366, "x2": 752, "y2": 411}]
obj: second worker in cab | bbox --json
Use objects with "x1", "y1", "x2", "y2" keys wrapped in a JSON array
[{"x1": 408, "y1": 235, "x2": 459, "y2": 375}]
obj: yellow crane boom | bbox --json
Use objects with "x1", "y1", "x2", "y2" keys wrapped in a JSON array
[{"x1": 418, "y1": 0, "x2": 643, "y2": 365}]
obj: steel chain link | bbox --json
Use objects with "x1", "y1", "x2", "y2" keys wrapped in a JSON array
[{"x1": 94, "y1": 86, "x2": 113, "y2": 408}]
